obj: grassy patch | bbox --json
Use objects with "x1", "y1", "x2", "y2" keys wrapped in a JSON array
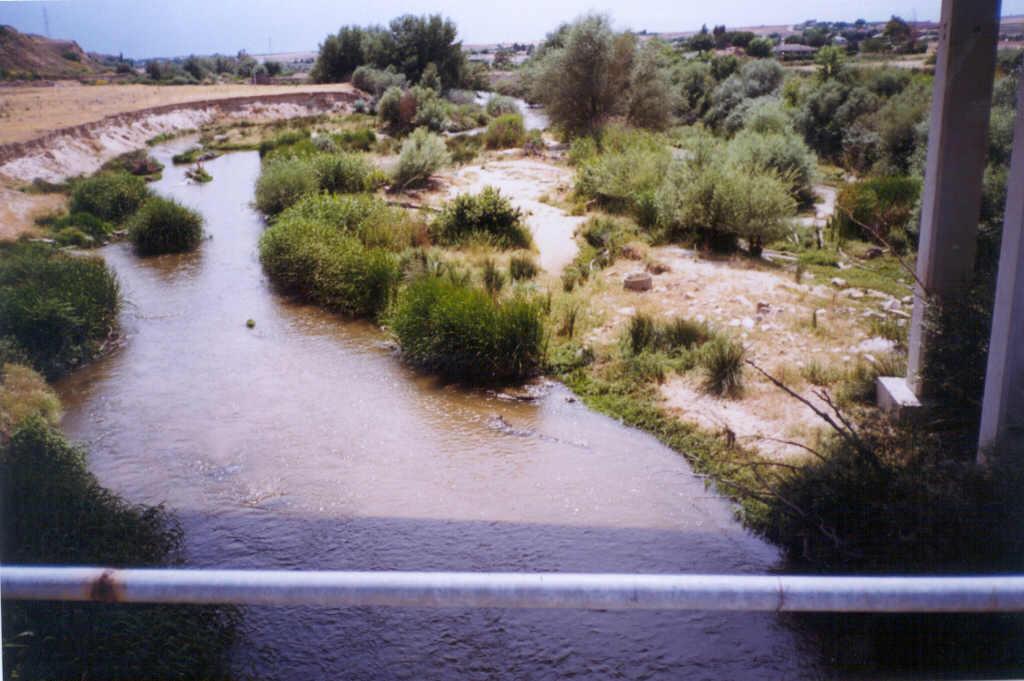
[
  {"x1": 1, "y1": 418, "x2": 239, "y2": 680},
  {"x1": 69, "y1": 172, "x2": 150, "y2": 223},
  {"x1": 432, "y1": 186, "x2": 532, "y2": 249},
  {"x1": 128, "y1": 196, "x2": 204, "y2": 256},
  {"x1": 389, "y1": 275, "x2": 545, "y2": 384},
  {"x1": 0, "y1": 243, "x2": 119, "y2": 379}
]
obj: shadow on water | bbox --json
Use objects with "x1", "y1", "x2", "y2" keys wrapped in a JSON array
[{"x1": 48, "y1": 140, "x2": 1024, "y2": 680}]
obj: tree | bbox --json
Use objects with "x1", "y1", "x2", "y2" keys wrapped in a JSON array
[
  {"x1": 746, "y1": 37, "x2": 774, "y2": 58},
  {"x1": 531, "y1": 14, "x2": 634, "y2": 136},
  {"x1": 815, "y1": 45, "x2": 846, "y2": 81},
  {"x1": 382, "y1": 14, "x2": 467, "y2": 88},
  {"x1": 627, "y1": 42, "x2": 671, "y2": 130},
  {"x1": 688, "y1": 26, "x2": 716, "y2": 52},
  {"x1": 145, "y1": 60, "x2": 164, "y2": 81},
  {"x1": 265, "y1": 60, "x2": 283, "y2": 77},
  {"x1": 311, "y1": 26, "x2": 367, "y2": 82},
  {"x1": 182, "y1": 55, "x2": 207, "y2": 81}
]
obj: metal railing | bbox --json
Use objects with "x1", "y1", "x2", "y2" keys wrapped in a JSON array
[{"x1": 4, "y1": 566, "x2": 1024, "y2": 612}]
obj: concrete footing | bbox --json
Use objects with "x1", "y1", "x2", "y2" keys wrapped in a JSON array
[{"x1": 877, "y1": 376, "x2": 923, "y2": 420}]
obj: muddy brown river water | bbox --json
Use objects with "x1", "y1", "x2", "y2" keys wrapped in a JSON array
[{"x1": 56, "y1": 143, "x2": 822, "y2": 679}]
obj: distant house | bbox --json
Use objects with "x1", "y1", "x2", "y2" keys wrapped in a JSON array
[{"x1": 773, "y1": 43, "x2": 818, "y2": 59}]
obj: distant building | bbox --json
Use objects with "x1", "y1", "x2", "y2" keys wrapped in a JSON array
[{"x1": 773, "y1": 43, "x2": 818, "y2": 59}]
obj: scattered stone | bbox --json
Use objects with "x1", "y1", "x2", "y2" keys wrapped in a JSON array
[
  {"x1": 616, "y1": 306, "x2": 636, "y2": 316},
  {"x1": 729, "y1": 319, "x2": 741, "y2": 327},
  {"x1": 646, "y1": 260, "x2": 671, "y2": 274},
  {"x1": 864, "y1": 246, "x2": 884, "y2": 259},
  {"x1": 741, "y1": 317, "x2": 756, "y2": 330},
  {"x1": 734, "y1": 295, "x2": 753, "y2": 308},
  {"x1": 653, "y1": 286, "x2": 667, "y2": 293},
  {"x1": 857, "y1": 337, "x2": 897, "y2": 354},
  {"x1": 844, "y1": 289, "x2": 865, "y2": 299},
  {"x1": 623, "y1": 271, "x2": 653, "y2": 292},
  {"x1": 620, "y1": 244, "x2": 644, "y2": 260},
  {"x1": 881, "y1": 298, "x2": 901, "y2": 311},
  {"x1": 756, "y1": 301, "x2": 771, "y2": 314},
  {"x1": 684, "y1": 292, "x2": 696, "y2": 300},
  {"x1": 901, "y1": 295, "x2": 914, "y2": 305},
  {"x1": 830, "y1": 277, "x2": 848, "y2": 288},
  {"x1": 246, "y1": 318, "x2": 255, "y2": 329}
]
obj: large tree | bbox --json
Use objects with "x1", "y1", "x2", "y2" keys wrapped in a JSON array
[
  {"x1": 530, "y1": 14, "x2": 634, "y2": 136},
  {"x1": 311, "y1": 26, "x2": 367, "y2": 82}
]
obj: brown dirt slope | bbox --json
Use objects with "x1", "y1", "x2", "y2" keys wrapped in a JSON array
[{"x1": 0, "y1": 25, "x2": 102, "y2": 79}]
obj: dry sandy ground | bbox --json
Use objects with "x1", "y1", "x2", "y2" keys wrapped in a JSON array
[
  {"x1": 420, "y1": 153, "x2": 906, "y2": 459},
  {"x1": 423, "y1": 154, "x2": 587, "y2": 273},
  {"x1": 583, "y1": 248, "x2": 906, "y2": 459},
  {"x1": 0, "y1": 81, "x2": 357, "y2": 145}
]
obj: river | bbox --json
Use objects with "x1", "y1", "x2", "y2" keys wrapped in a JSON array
[{"x1": 55, "y1": 142, "x2": 821, "y2": 679}]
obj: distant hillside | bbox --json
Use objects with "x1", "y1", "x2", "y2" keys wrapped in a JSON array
[{"x1": 0, "y1": 25, "x2": 102, "y2": 80}]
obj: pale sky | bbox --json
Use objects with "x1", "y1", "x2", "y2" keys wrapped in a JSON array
[{"x1": 1, "y1": 0, "x2": 1023, "y2": 59}]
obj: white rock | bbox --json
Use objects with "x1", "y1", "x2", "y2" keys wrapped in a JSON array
[{"x1": 741, "y1": 317, "x2": 756, "y2": 330}]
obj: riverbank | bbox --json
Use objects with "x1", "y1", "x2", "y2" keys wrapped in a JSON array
[{"x1": 0, "y1": 82, "x2": 360, "y2": 240}]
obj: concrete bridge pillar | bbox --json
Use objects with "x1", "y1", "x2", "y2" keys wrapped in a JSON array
[
  {"x1": 878, "y1": 0, "x2": 1002, "y2": 412},
  {"x1": 979, "y1": 75, "x2": 1024, "y2": 462}
]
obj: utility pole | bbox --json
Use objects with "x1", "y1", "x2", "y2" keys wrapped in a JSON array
[{"x1": 42, "y1": 6, "x2": 51, "y2": 37}]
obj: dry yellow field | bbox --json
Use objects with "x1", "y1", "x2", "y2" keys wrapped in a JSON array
[{"x1": 0, "y1": 81, "x2": 356, "y2": 145}]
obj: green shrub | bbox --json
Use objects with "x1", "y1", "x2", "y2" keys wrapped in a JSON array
[
  {"x1": 411, "y1": 87, "x2": 450, "y2": 132},
  {"x1": 1, "y1": 419, "x2": 238, "y2": 680},
  {"x1": 699, "y1": 336, "x2": 745, "y2": 397},
  {"x1": 446, "y1": 133, "x2": 483, "y2": 165},
  {"x1": 432, "y1": 186, "x2": 531, "y2": 249},
  {"x1": 575, "y1": 133, "x2": 671, "y2": 221},
  {"x1": 727, "y1": 129, "x2": 818, "y2": 208},
  {"x1": 389, "y1": 275, "x2": 545, "y2": 383},
  {"x1": 313, "y1": 152, "x2": 379, "y2": 193},
  {"x1": 54, "y1": 226, "x2": 93, "y2": 247},
  {"x1": 481, "y1": 258, "x2": 506, "y2": 294},
  {"x1": 275, "y1": 193, "x2": 417, "y2": 251},
  {"x1": 69, "y1": 173, "x2": 150, "y2": 223},
  {"x1": 509, "y1": 255, "x2": 539, "y2": 280},
  {"x1": 832, "y1": 176, "x2": 921, "y2": 248},
  {"x1": 623, "y1": 313, "x2": 711, "y2": 357},
  {"x1": 0, "y1": 243, "x2": 119, "y2": 379},
  {"x1": 258, "y1": 129, "x2": 309, "y2": 158},
  {"x1": 485, "y1": 95, "x2": 520, "y2": 117},
  {"x1": 332, "y1": 128, "x2": 377, "y2": 151},
  {"x1": 351, "y1": 64, "x2": 407, "y2": 95},
  {"x1": 259, "y1": 215, "x2": 401, "y2": 318},
  {"x1": 655, "y1": 156, "x2": 796, "y2": 254},
  {"x1": 254, "y1": 156, "x2": 319, "y2": 215},
  {"x1": 127, "y1": 197, "x2": 204, "y2": 256},
  {"x1": 447, "y1": 103, "x2": 489, "y2": 132},
  {"x1": 484, "y1": 113, "x2": 526, "y2": 149},
  {"x1": 393, "y1": 128, "x2": 451, "y2": 188},
  {"x1": 171, "y1": 146, "x2": 203, "y2": 164}
]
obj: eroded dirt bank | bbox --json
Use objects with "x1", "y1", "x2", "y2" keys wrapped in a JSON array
[{"x1": 0, "y1": 85, "x2": 360, "y2": 239}]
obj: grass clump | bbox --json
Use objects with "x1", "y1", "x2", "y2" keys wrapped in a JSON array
[
  {"x1": 127, "y1": 196, "x2": 204, "y2": 256},
  {"x1": 312, "y1": 152, "x2": 384, "y2": 193},
  {"x1": 432, "y1": 186, "x2": 531, "y2": 249},
  {"x1": 185, "y1": 165, "x2": 213, "y2": 183},
  {"x1": 446, "y1": 134, "x2": 483, "y2": 165},
  {"x1": 699, "y1": 336, "x2": 745, "y2": 397},
  {"x1": 393, "y1": 127, "x2": 450, "y2": 189},
  {"x1": 254, "y1": 156, "x2": 319, "y2": 215},
  {"x1": 100, "y1": 149, "x2": 164, "y2": 179},
  {"x1": 259, "y1": 209, "x2": 402, "y2": 319},
  {"x1": 623, "y1": 313, "x2": 712, "y2": 357},
  {"x1": 484, "y1": 113, "x2": 526, "y2": 149},
  {"x1": 69, "y1": 172, "x2": 150, "y2": 223},
  {"x1": 0, "y1": 363, "x2": 60, "y2": 439},
  {"x1": 0, "y1": 243, "x2": 119, "y2": 379},
  {"x1": 389, "y1": 275, "x2": 545, "y2": 384},
  {"x1": 275, "y1": 193, "x2": 419, "y2": 251},
  {"x1": 171, "y1": 146, "x2": 205, "y2": 164},
  {"x1": 509, "y1": 254, "x2": 539, "y2": 281},
  {"x1": 1, "y1": 418, "x2": 239, "y2": 680}
]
